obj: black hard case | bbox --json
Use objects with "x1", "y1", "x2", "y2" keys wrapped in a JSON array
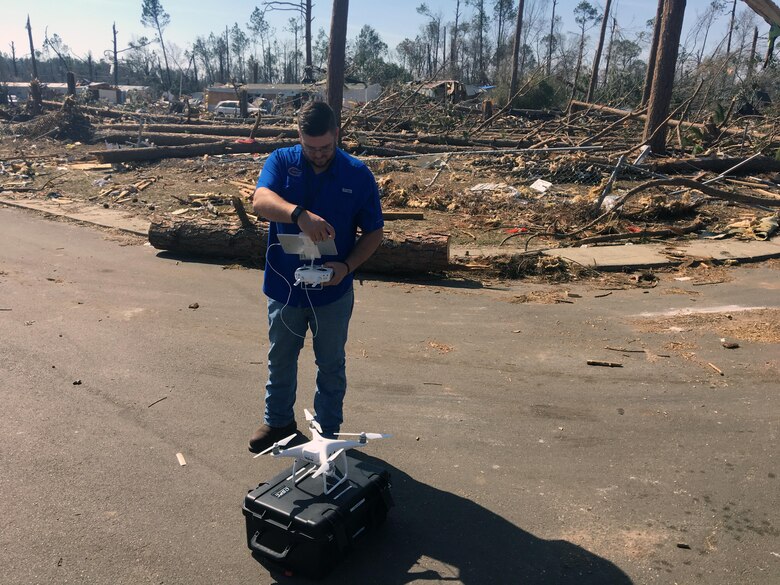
[{"x1": 243, "y1": 454, "x2": 393, "y2": 579}]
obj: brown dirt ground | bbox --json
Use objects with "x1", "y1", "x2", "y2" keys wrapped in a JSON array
[{"x1": 631, "y1": 307, "x2": 780, "y2": 344}]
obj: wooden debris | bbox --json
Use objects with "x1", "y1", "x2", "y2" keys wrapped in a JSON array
[
  {"x1": 604, "y1": 346, "x2": 646, "y2": 353},
  {"x1": 382, "y1": 211, "x2": 425, "y2": 220},
  {"x1": 587, "y1": 360, "x2": 624, "y2": 367},
  {"x1": 231, "y1": 196, "x2": 253, "y2": 229}
]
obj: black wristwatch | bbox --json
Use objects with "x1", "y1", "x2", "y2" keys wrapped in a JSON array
[{"x1": 290, "y1": 205, "x2": 305, "y2": 225}]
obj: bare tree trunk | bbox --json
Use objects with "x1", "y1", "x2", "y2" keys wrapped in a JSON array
[
  {"x1": 26, "y1": 16, "x2": 38, "y2": 80},
  {"x1": 225, "y1": 26, "x2": 231, "y2": 81},
  {"x1": 327, "y1": 0, "x2": 349, "y2": 131},
  {"x1": 547, "y1": 0, "x2": 557, "y2": 76},
  {"x1": 641, "y1": 0, "x2": 665, "y2": 107},
  {"x1": 509, "y1": 0, "x2": 526, "y2": 101},
  {"x1": 603, "y1": 17, "x2": 617, "y2": 90},
  {"x1": 11, "y1": 41, "x2": 19, "y2": 77},
  {"x1": 643, "y1": 0, "x2": 687, "y2": 155},
  {"x1": 158, "y1": 22, "x2": 172, "y2": 89},
  {"x1": 764, "y1": 31, "x2": 777, "y2": 69},
  {"x1": 450, "y1": 0, "x2": 461, "y2": 77},
  {"x1": 569, "y1": 35, "x2": 585, "y2": 108},
  {"x1": 726, "y1": 0, "x2": 737, "y2": 54},
  {"x1": 586, "y1": 0, "x2": 613, "y2": 102},
  {"x1": 442, "y1": 26, "x2": 447, "y2": 74},
  {"x1": 747, "y1": 26, "x2": 759, "y2": 80}
]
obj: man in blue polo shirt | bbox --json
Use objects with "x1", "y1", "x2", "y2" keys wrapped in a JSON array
[{"x1": 248, "y1": 101, "x2": 384, "y2": 453}]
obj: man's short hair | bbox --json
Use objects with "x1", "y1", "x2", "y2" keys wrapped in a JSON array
[{"x1": 298, "y1": 101, "x2": 337, "y2": 136}]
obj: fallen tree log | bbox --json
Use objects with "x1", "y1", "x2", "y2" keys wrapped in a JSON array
[
  {"x1": 614, "y1": 177, "x2": 780, "y2": 207},
  {"x1": 572, "y1": 220, "x2": 706, "y2": 246},
  {"x1": 646, "y1": 156, "x2": 780, "y2": 175},
  {"x1": 149, "y1": 216, "x2": 268, "y2": 261},
  {"x1": 356, "y1": 131, "x2": 531, "y2": 149},
  {"x1": 90, "y1": 139, "x2": 297, "y2": 163},
  {"x1": 569, "y1": 99, "x2": 764, "y2": 139},
  {"x1": 365, "y1": 232, "x2": 450, "y2": 273},
  {"x1": 97, "y1": 123, "x2": 298, "y2": 139},
  {"x1": 148, "y1": 216, "x2": 450, "y2": 274},
  {"x1": 508, "y1": 108, "x2": 563, "y2": 120},
  {"x1": 97, "y1": 131, "x2": 225, "y2": 146}
]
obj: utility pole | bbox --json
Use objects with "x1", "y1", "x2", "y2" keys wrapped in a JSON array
[
  {"x1": 327, "y1": 0, "x2": 349, "y2": 131},
  {"x1": 304, "y1": 0, "x2": 313, "y2": 80},
  {"x1": 26, "y1": 15, "x2": 39, "y2": 79},
  {"x1": 643, "y1": 0, "x2": 687, "y2": 154},
  {"x1": 113, "y1": 23, "x2": 119, "y2": 86}
]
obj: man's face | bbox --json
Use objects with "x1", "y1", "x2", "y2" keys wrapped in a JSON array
[{"x1": 299, "y1": 130, "x2": 338, "y2": 172}]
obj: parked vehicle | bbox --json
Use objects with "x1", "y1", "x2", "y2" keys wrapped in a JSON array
[{"x1": 214, "y1": 100, "x2": 260, "y2": 116}]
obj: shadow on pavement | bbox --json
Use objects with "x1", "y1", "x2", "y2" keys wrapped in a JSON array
[{"x1": 252, "y1": 452, "x2": 633, "y2": 585}]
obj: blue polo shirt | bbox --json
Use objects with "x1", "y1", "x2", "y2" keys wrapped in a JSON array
[{"x1": 256, "y1": 145, "x2": 384, "y2": 307}]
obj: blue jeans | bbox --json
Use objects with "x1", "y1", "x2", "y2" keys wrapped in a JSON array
[{"x1": 263, "y1": 289, "x2": 354, "y2": 435}]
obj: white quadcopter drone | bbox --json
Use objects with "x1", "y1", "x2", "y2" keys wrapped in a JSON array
[
  {"x1": 277, "y1": 233, "x2": 337, "y2": 289},
  {"x1": 253, "y1": 409, "x2": 391, "y2": 494}
]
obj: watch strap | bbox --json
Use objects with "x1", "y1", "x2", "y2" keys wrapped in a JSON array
[{"x1": 290, "y1": 205, "x2": 305, "y2": 224}]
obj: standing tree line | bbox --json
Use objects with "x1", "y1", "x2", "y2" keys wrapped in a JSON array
[{"x1": 1, "y1": 0, "x2": 778, "y2": 113}]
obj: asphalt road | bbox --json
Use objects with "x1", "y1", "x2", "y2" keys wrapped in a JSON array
[{"x1": 1, "y1": 206, "x2": 778, "y2": 585}]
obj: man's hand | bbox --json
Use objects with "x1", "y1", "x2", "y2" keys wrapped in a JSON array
[
  {"x1": 298, "y1": 210, "x2": 335, "y2": 243},
  {"x1": 323, "y1": 261, "x2": 350, "y2": 286}
]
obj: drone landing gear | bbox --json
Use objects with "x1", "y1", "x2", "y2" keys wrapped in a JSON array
[{"x1": 290, "y1": 449, "x2": 350, "y2": 495}]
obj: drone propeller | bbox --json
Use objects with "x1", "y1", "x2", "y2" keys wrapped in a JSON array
[
  {"x1": 252, "y1": 433, "x2": 298, "y2": 458},
  {"x1": 304, "y1": 408, "x2": 323, "y2": 433},
  {"x1": 335, "y1": 432, "x2": 392, "y2": 441}
]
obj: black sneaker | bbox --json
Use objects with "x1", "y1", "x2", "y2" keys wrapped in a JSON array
[{"x1": 248, "y1": 422, "x2": 298, "y2": 454}]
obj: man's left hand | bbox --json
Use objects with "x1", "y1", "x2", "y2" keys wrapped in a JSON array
[{"x1": 323, "y1": 261, "x2": 350, "y2": 286}]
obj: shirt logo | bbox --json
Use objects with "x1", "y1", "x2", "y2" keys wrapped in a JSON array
[
  {"x1": 342, "y1": 188, "x2": 352, "y2": 194},
  {"x1": 288, "y1": 167, "x2": 302, "y2": 177}
]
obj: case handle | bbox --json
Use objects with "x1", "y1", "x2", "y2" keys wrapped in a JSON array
[{"x1": 249, "y1": 531, "x2": 292, "y2": 561}]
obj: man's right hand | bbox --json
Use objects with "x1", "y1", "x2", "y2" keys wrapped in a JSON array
[{"x1": 298, "y1": 210, "x2": 335, "y2": 243}]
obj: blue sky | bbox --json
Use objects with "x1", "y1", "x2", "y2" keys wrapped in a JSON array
[{"x1": 0, "y1": 1, "x2": 736, "y2": 63}]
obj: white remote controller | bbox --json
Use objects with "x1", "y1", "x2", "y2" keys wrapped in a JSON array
[{"x1": 294, "y1": 265, "x2": 334, "y2": 287}]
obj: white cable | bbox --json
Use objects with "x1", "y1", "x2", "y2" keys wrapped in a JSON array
[
  {"x1": 265, "y1": 242, "x2": 320, "y2": 339},
  {"x1": 303, "y1": 284, "x2": 319, "y2": 338}
]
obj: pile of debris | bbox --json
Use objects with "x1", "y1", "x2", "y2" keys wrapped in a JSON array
[
  {"x1": 8, "y1": 96, "x2": 93, "y2": 142},
  {"x1": 2, "y1": 90, "x2": 780, "y2": 280}
]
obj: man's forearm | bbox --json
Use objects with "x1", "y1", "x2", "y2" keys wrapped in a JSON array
[
  {"x1": 252, "y1": 187, "x2": 296, "y2": 223},
  {"x1": 344, "y1": 228, "x2": 383, "y2": 272}
]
